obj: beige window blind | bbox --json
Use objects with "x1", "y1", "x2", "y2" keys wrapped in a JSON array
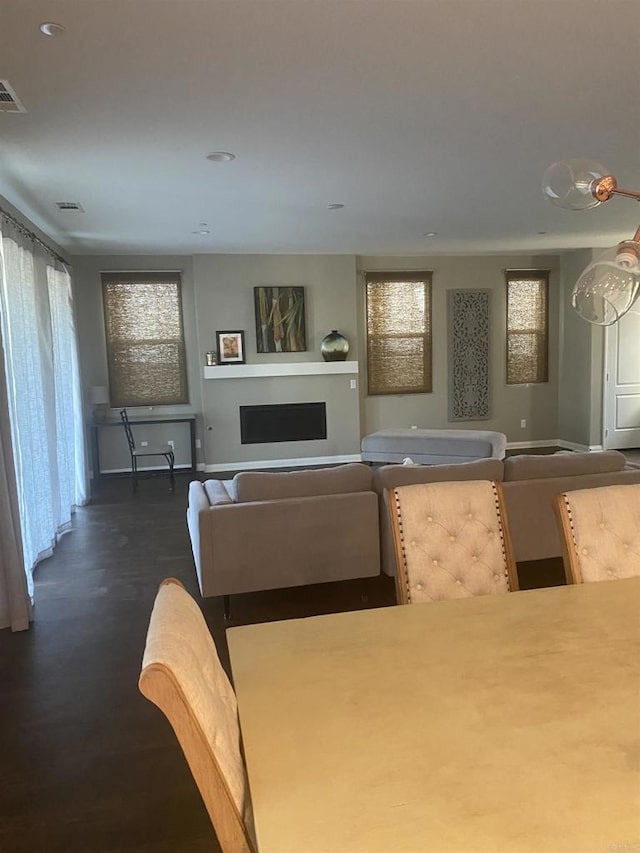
[
  {"x1": 102, "y1": 272, "x2": 188, "y2": 407},
  {"x1": 505, "y1": 270, "x2": 549, "y2": 385},
  {"x1": 365, "y1": 272, "x2": 432, "y2": 395}
]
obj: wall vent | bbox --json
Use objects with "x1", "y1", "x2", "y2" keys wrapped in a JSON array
[
  {"x1": 0, "y1": 80, "x2": 26, "y2": 113},
  {"x1": 56, "y1": 201, "x2": 85, "y2": 212}
]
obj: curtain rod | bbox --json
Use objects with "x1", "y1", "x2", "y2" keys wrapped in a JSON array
[{"x1": 0, "y1": 206, "x2": 69, "y2": 267}]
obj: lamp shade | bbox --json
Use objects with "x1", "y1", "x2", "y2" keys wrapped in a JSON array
[
  {"x1": 571, "y1": 242, "x2": 640, "y2": 325},
  {"x1": 542, "y1": 158, "x2": 610, "y2": 210},
  {"x1": 89, "y1": 385, "x2": 110, "y2": 405}
]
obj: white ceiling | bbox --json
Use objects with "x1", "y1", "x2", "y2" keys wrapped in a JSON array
[{"x1": 1, "y1": 0, "x2": 639, "y2": 256}]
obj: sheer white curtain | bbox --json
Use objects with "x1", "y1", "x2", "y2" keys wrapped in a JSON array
[
  {"x1": 0, "y1": 327, "x2": 31, "y2": 631},
  {"x1": 0, "y1": 216, "x2": 87, "y2": 604}
]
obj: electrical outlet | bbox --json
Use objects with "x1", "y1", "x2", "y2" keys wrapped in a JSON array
[
  {"x1": 520, "y1": 419, "x2": 527, "y2": 429},
  {"x1": 195, "y1": 438, "x2": 201, "y2": 449},
  {"x1": 411, "y1": 425, "x2": 418, "y2": 430},
  {"x1": 168, "y1": 439, "x2": 175, "y2": 449},
  {"x1": 140, "y1": 441, "x2": 148, "y2": 447}
]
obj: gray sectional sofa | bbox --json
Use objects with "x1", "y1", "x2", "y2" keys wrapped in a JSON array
[
  {"x1": 187, "y1": 463, "x2": 380, "y2": 598},
  {"x1": 374, "y1": 450, "x2": 640, "y2": 575},
  {"x1": 187, "y1": 450, "x2": 640, "y2": 599}
]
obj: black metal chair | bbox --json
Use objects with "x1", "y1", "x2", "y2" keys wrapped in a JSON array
[{"x1": 119, "y1": 409, "x2": 175, "y2": 491}]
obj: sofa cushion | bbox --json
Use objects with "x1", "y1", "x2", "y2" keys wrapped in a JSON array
[
  {"x1": 503, "y1": 450, "x2": 627, "y2": 482},
  {"x1": 372, "y1": 457, "x2": 504, "y2": 494},
  {"x1": 233, "y1": 463, "x2": 373, "y2": 503},
  {"x1": 203, "y1": 480, "x2": 233, "y2": 505}
]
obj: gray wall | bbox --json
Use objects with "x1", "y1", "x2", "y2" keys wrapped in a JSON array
[
  {"x1": 558, "y1": 249, "x2": 604, "y2": 448},
  {"x1": 5, "y1": 188, "x2": 606, "y2": 469},
  {"x1": 72, "y1": 254, "x2": 200, "y2": 472},
  {"x1": 192, "y1": 254, "x2": 360, "y2": 468},
  {"x1": 357, "y1": 254, "x2": 561, "y2": 444},
  {"x1": 70, "y1": 246, "x2": 606, "y2": 471},
  {"x1": 73, "y1": 252, "x2": 361, "y2": 470}
]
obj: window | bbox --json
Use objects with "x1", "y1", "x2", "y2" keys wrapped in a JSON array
[
  {"x1": 365, "y1": 272, "x2": 432, "y2": 395},
  {"x1": 102, "y1": 272, "x2": 188, "y2": 407},
  {"x1": 505, "y1": 270, "x2": 549, "y2": 385}
]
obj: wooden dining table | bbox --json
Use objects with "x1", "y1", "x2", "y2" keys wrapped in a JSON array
[{"x1": 227, "y1": 577, "x2": 640, "y2": 853}]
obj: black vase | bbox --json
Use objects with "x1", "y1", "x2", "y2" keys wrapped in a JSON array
[{"x1": 320, "y1": 330, "x2": 349, "y2": 362}]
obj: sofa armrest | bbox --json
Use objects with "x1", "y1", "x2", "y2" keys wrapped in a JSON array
[{"x1": 186, "y1": 480, "x2": 232, "y2": 588}]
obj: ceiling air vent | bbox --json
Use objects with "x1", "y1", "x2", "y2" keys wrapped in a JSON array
[
  {"x1": 0, "y1": 80, "x2": 26, "y2": 113},
  {"x1": 56, "y1": 201, "x2": 85, "y2": 212}
]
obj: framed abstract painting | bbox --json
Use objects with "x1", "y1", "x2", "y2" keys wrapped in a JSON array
[{"x1": 254, "y1": 286, "x2": 306, "y2": 352}]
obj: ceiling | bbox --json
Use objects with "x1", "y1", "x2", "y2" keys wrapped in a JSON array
[{"x1": 1, "y1": 0, "x2": 639, "y2": 256}]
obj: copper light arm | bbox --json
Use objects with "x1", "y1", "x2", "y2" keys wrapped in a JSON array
[
  {"x1": 611, "y1": 188, "x2": 640, "y2": 202},
  {"x1": 592, "y1": 175, "x2": 640, "y2": 203}
]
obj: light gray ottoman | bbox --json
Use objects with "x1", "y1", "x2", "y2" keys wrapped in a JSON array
[{"x1": 361, "y1": 428, "x2": 507, "y2": 465}]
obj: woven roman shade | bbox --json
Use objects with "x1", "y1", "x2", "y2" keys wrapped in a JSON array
[
  {"x1": 505, "y1": 271, "x2": 549, "y2": 385},
  {"x1": 102, "y1": 272, "x2": 188, "y2": 407},
  {"x1": 365, "y1": 272, "x2": 432, "y2": 396}
]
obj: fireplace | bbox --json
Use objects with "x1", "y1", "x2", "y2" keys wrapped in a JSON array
[{"x1": 240, "y1": 402, "x2": 327, "y2": 444}]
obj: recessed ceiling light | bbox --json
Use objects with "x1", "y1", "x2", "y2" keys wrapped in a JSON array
[
  {"x1": 192, "y1": 223, "x2": 211, "y2": 235},
  {"x1": 39, "y1": 22, "x2": 65, "y2": 37},
  {"x1": 327, "y1": 203, "x2": 344, "y2": 210},
  {"x1": 206, "y1": 152, "x2": 235, "y2": 162},
  {"x1": 424, "y1": 231, "x2": 438, "y2": 237}
]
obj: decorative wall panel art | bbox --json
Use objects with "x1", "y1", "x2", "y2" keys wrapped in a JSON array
[{"x1": 448, "y1": 289, "x2": 490, "y2": 421}]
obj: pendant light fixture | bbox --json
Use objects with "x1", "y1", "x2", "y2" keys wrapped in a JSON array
[{"x1": 542, "y1": 158, "x2": 640, "y2": 325}]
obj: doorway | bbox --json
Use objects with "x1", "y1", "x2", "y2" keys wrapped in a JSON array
[{"x1": 603, "y1": 309, "x2": 640, "y2": 448}]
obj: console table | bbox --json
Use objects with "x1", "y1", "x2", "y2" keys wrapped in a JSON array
[{"x1": 88, "y1": 413, "x2": 197, "y2": 479}]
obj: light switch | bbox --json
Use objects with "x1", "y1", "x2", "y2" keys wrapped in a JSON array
[{"x1": 350, "y1": 378, "x2": 357, "y2": 390}]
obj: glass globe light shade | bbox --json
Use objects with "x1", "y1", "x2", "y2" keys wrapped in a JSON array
[
  {"x1": 542, "y1": 158, "x2": 611, "y2": 210},
  {"x1": 571, "y1": 241, "x2": 640, "y2": 325}
]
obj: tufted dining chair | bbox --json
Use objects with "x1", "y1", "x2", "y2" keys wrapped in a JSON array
[
  {"x1": 139, "y1": 578, "x2": 256, "y2": 853},
  {"x1": 388, "y1": 480, "x2": 518, "y2": 604},
  {"x1": 554, "y1": 483, "x2": 640, "y2": 584}
]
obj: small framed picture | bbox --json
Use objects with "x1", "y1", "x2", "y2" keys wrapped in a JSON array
[{"x1": 216, "y1": 330, "x2": 246, "y2": 365}]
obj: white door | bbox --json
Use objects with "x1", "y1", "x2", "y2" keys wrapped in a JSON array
[{"x1": 604, "y1": 310, "x2": 640, "y2": 448}]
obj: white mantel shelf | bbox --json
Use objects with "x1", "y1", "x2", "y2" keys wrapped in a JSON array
[{"x1": 203, "y1": 361, "x2": 358, "y2": 379}]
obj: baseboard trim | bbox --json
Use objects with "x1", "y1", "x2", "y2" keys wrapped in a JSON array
[
  {"x1": 204, "y1": 453, "x2": 362, "y2": 473},
  {"x1": 100, "y1": 464, "x2": 193, "y2": 474},
  {"x1": 506, "y1": 439, "x2": 559, "y2": 451},
  {"x1": 558, "y1": 439, "x2": 599, "y2": 453},
  {"x1": 202, "y1": 441, "x2": 607, "y2": 473},
  {"x1": 506, "y1": 439, "x2": 601, "y2": 453}
]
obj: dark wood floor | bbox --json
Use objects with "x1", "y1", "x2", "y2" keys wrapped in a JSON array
[{"x1": 0, "y1": 472, "x2": 565, "y2": 852}]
